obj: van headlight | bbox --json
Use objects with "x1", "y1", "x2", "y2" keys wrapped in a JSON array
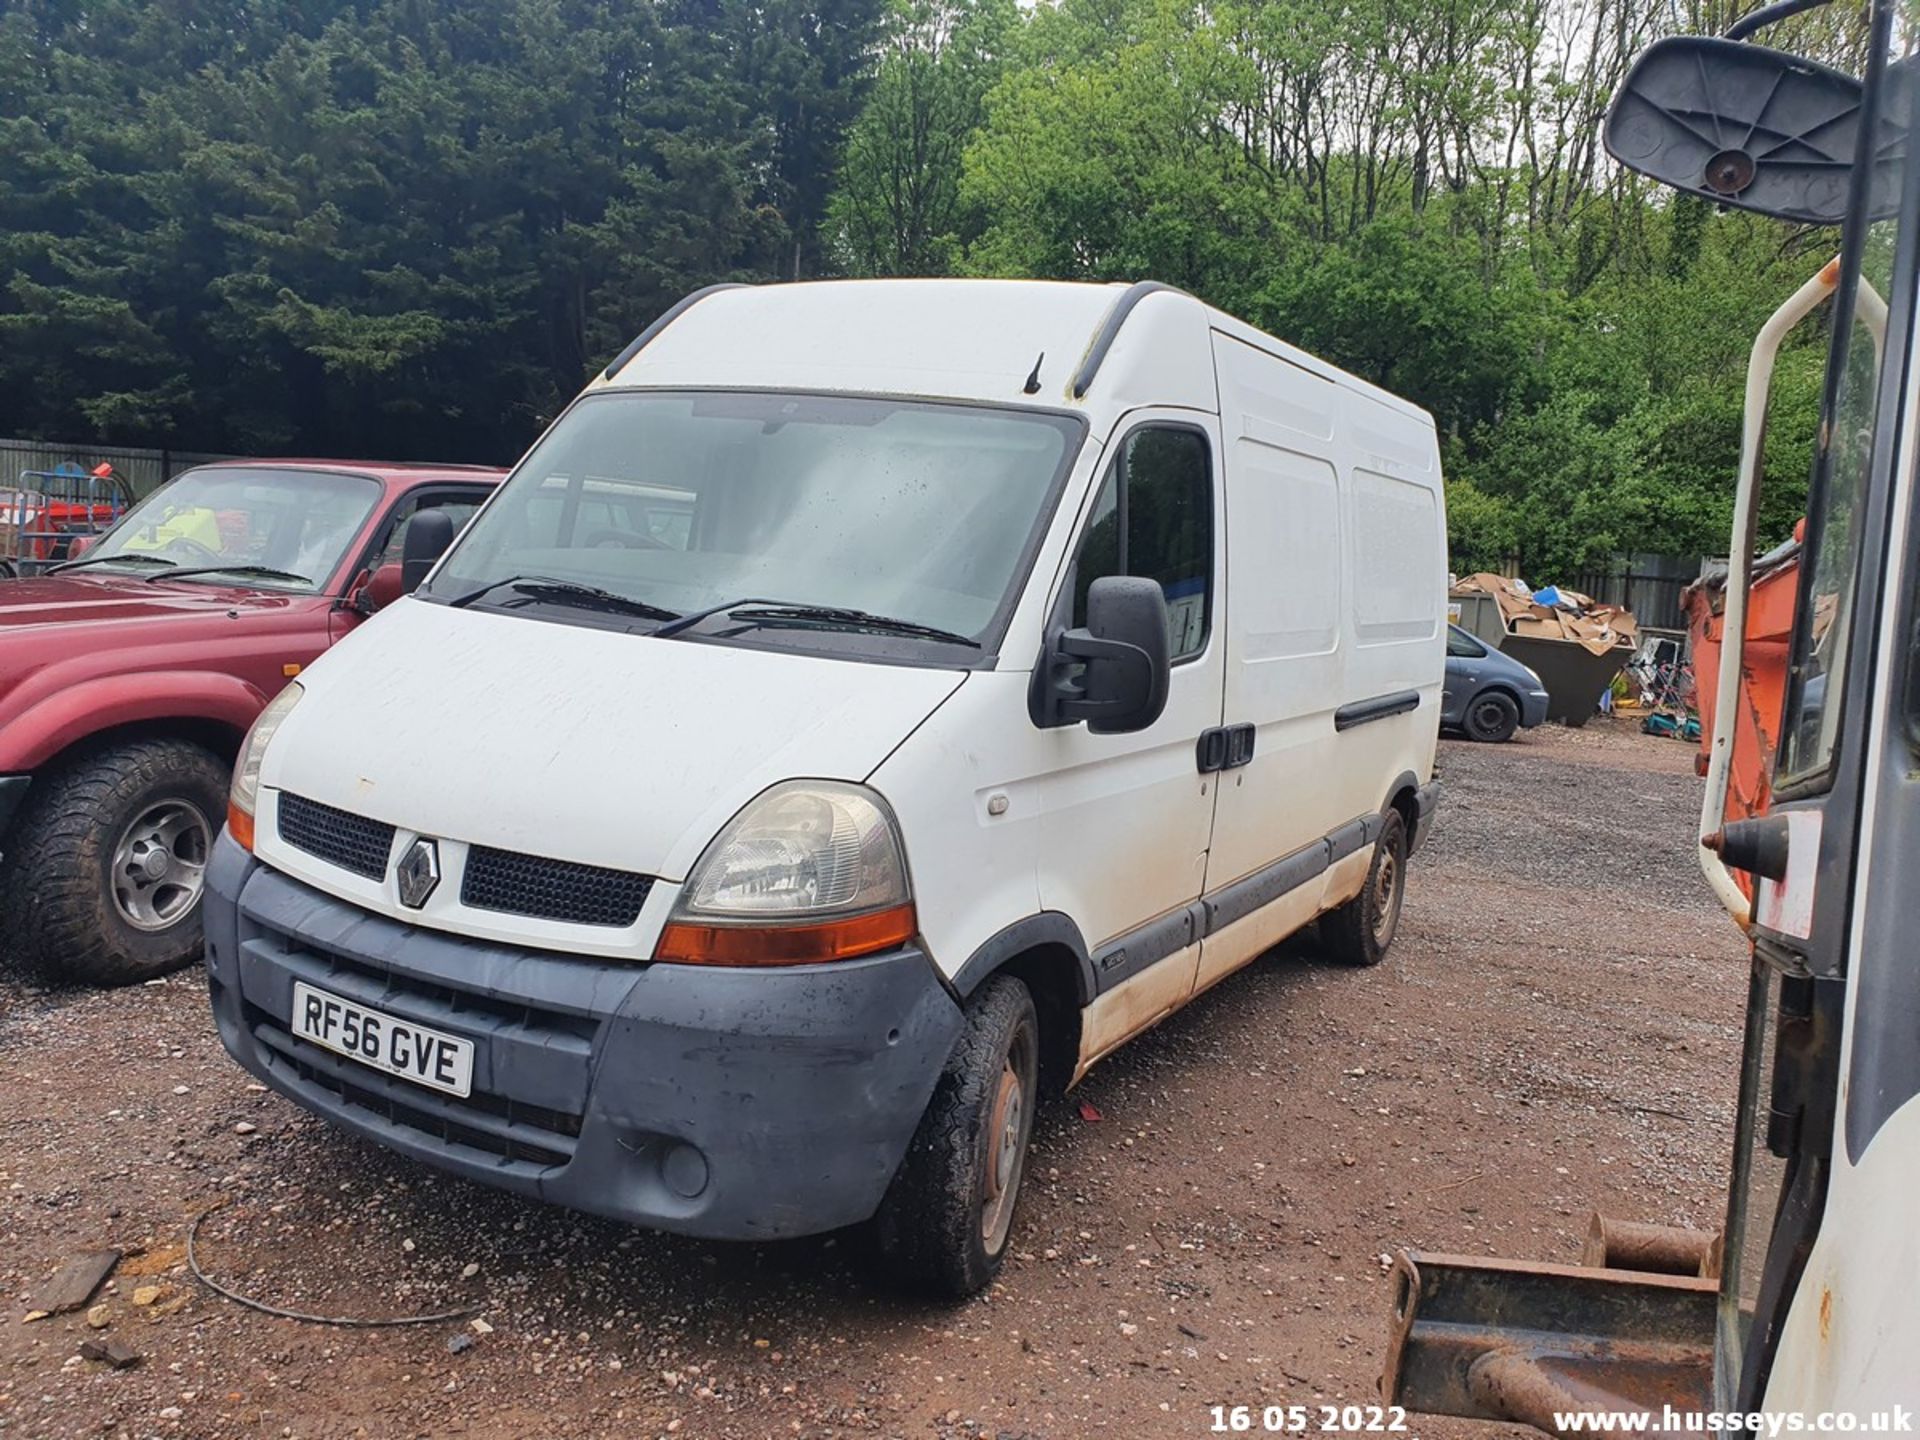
[
  {"x1": 654, "y1": 781, "x2": 917, "y2": 965},
  {"x1": 228, "y1": 681, "x2": 304, "y2": 851}
]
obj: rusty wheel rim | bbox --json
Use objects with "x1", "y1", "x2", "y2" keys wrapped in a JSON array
[
  {"x1": 980, "y1": 1021, "x2": 1037, "y2": 1254},
  {"x1": 1372, "y1": 846, "x2": 1403, "y2": 949}
]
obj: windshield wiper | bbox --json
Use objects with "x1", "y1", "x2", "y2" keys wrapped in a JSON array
[
  {"x1": 447, "y1": 574, "x2": 679, "y2": 621},
  {"x1": 147, "y1": 564, "x2": 313, "y2": 586},
  {"x1": 659, "y1": 598, "x2": 980, "y2": 648},
  {"x1": 47, "y1": 553, "x2": 176, "y2": 574},
  {"x1": 649, "y1": 595, "x2": 794, "y2": 637}
]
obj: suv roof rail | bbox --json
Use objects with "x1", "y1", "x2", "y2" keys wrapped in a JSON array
[
  {"x1": 602, "y1": 283, "x2": 749, "y2": 381},
  {"x1": 1071, "y1": 281, "x2": 1191, "y2": 399}
]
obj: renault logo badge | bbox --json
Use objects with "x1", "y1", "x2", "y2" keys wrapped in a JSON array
[{"x1": 396, "y1": 837, "x2": 441, "y2": 909}]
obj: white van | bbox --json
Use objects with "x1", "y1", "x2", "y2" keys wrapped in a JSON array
[{"x1": 204, "y1": 280, "x2": 1446, "y2": 1295}]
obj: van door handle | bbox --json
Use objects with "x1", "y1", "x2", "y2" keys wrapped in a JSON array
[
  {"x1": 1196, "y1": 724, "x2": 1256, "y2": 773},
  {"x1": 1196, "y1": 727, "x2": 1230, "y2": 773},
  {"x1": 1224, "y1": 722, "x2": 1256, "y2": 767}
]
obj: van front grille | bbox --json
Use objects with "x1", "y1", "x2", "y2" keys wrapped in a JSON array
[
  {"x1": 276, "y1": 793, "x2": 651, "y2": 927},
  {"x1": 460, "y1": 846, "x2": 653, "y2": 928},
  {"x1": 277, "y1": 793, "x2": 395, "y2": 880}
]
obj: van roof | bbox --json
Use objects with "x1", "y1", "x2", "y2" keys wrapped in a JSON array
[{"x1": 602, "y1": 279, "x2": 1432, "y2": 426}]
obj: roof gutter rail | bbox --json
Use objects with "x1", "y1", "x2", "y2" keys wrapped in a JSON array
[
  {"x1": 601, "y1": 282, "x2": 749, "y2": 382},
  {"x1": 1071, "y1": 281, "x2": 1191, "y2": 399}
]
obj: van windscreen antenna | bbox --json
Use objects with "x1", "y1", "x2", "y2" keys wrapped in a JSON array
[
  {"x1": 1023, "y1": 352, "x2": 1045, "y2": 395},
  {"x1": 1070, "y1": 281, "x2": 1190, "y2": 399},
  {"x1": 601, "y1": 282, "x2": 749, "y2": 381}
]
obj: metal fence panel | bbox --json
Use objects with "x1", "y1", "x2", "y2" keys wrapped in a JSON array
[
  {"x1": 0, "y1": 439, "x2": 235, "y2": 500},
  {"x1": 1566, "y1": 552, "x2": 1703, "y2": 632}
]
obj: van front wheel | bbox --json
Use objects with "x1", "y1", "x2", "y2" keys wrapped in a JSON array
[
  {"x1": 1323, "y1": 809, "x2": 1407, "y2": 968},
  {"x1": 874, "y1": 975, "x2": 1039, "y2": 1298}
]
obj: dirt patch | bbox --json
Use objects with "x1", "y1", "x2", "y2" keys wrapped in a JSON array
[{"x1": 0, "y1": 718, "x2": 1745, "y2": 1439}]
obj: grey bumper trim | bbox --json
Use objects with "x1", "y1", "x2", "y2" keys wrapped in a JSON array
[
  {"x1": 204, "y1": 834, "x2": 963, "y2": 1240},
  {"x1": 1409, "y1": 780, "x2": 1442, "y2": 854}
]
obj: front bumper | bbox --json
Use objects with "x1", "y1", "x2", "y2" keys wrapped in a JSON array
[
  {"x1": 203, "y1": 834, "x2": 963, "y2": 1240},
  {"x1": 1520, "y1": 689, "x2": 1551, "y2": 729}
]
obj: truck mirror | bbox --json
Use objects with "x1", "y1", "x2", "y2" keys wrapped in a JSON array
[
  {"x1": 364, "y1": 562, "x2": 406, "y2": 610},
  {"x1": 1605, "y1": 37, "x2": 1867, "y2": 225},
  {"x1": 400, "y1": 508, "x2": 455, "y2": 594},
  {"x1": 1029, "y1": 576, "x2": 1172, "y2": 735}
]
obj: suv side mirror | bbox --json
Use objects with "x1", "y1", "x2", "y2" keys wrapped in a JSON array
[
  {"x1": 1029, "y1": 576, "x2": 1172, "y2": 734},
  {"x1": 400, "y1": 508, "x2": 455, "y2": 594},
  {"x1": 1604, "y1": 37, "x2": 1867, "y2": 224},
  {"x1": 363, "y1": 562, "x2": 405, "y2": 610}
]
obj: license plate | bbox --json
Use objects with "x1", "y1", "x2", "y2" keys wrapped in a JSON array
[{"x1": 290, "y1": 981, "x2": 474, "y2": 1098}]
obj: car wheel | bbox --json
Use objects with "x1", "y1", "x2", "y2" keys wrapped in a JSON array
[
  {"x1": 873, "y1": 974, "x2": 1040, "y2": 1298},
  {"x1": 0, "y1": 739, "x2": 228, "y2": 986},
  {"x1": 1463, "y1": 690, "x2": 1521, "y2": 743},
  {"x1": 1323, "y1": 808, "x2": 1408, "y2": 968}
]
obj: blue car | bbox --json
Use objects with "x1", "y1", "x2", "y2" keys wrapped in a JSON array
[{"x1": 1442, "y1": 624, "x2": 1551, "y2": 742}]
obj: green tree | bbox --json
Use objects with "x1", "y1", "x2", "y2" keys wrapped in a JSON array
[{"x1": 825, "y1": 0, "x2": 1016, "y2": 275}]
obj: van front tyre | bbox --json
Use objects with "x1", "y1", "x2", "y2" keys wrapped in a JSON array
[
  {"x1": 1323, "y1": 809, "x2": 1407, "y2": 968},
  {"x1": 873, "y1": 975, "x2": 1039, "y2": 1298},
  {"x1": 0, "y1": 740, "x2": 227, "y2": 986},
  {"x1": 1463, "y1": 690, "x2": 1520, "y2": 743}
]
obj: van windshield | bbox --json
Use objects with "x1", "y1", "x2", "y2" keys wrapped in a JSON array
[{"x1": 424, "y1": 390, "x2": 1083, "y2": 656}]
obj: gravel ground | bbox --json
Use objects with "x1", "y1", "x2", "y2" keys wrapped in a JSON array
[{"x1": 0, "y1": 718, "x2": 1748, "y2": 1440}]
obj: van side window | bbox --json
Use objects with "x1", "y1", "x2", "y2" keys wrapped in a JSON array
[{"x1": 1071, "y1": 427, "x2": 1212, "y2": 660}]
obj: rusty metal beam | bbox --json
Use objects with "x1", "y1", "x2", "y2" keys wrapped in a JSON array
[
  {"x1": 1581, "y1": 1215, "x2": 1720, "y2": 1277},
  {"x1": 1382, "y1": 1251, "x2": 1716, "y2": 1440}
]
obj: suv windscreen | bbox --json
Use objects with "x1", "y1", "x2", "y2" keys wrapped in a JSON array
[
  {"x1": 81, "y1": 467, "x2": 382, "y2": 591},
  {"x1": 424, "y1": 391, "x2": 1083, "y2": 655}
]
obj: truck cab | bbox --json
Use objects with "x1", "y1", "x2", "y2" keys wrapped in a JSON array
[
  {"x1": 1384, "y1": 5, "x2": 1920, "y2": 1425},
  {"x1": 0, "y1": 460, "x2": 502, "y2": 986}
]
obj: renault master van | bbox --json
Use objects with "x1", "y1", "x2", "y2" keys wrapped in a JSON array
[{"x1": 203, "y1": 279, "x2": 1446, "y2": 1296}]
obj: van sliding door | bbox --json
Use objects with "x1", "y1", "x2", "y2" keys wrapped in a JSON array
[{"x1": 1195, "y1": 333, "x2": 1445, "y2": 991}]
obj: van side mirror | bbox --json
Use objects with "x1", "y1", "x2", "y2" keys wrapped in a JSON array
[
  {"x1": 1029, "y1": 576, "x2": 1172, "y2": 735},
  {"x1": 400, "y1": 508, "x2": 455, "y2": 594},
  {"x1": 1604, "y1": 37, "x2": 1867, "y2": 224}
]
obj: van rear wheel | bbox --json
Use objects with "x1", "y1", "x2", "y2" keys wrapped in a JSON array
[
  {"x1": 1323, "y1": 809, "x2": 1407, "y2": 968},
  {"x1": 873, "y1": 974, "x2": 1039, "y2": 1298}
]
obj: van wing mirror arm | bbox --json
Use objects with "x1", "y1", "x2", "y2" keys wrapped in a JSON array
[{"x1": 1030, "y1": 629, "x2": 1152, "y2": 728}]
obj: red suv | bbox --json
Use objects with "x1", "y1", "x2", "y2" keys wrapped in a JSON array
[{"x1": 0, "y1": 460, "x2": 502, "y2": 985}]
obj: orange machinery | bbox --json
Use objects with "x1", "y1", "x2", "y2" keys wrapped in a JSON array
[{"x1": 1682, "y1": 521, "x2": 1804, "y2": 878}]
